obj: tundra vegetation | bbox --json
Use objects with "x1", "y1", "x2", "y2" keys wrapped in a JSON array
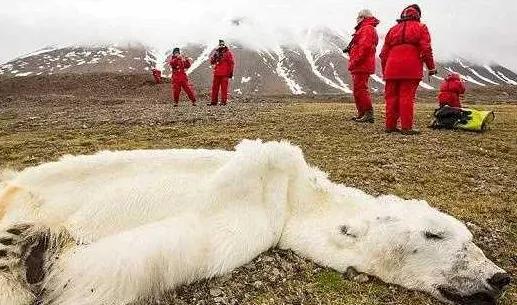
[{"x1": 0, "y1": 75, "x2": 515, "y2": 305}]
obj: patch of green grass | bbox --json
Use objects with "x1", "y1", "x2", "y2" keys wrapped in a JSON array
[
  {"x1": 316, "y1": 270, "x2": 345, "y2": 293},
  {"x1": 1, "y1": 99, "x2": 516, "y2": 305}
]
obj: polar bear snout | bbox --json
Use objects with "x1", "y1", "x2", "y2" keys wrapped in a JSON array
[
  {"x1": 438, "y1": 278, "x2": 510, "y2": 305},
  {"x1": 434, "y1": 249, "x2": 510, "y2": 305},
  {"x1": 487, "y1": 272, "x2": 511, "y2": 292}
]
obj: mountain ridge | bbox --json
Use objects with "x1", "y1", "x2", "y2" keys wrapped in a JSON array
[{"x1": 2, "y1": 29, "x2": 516, "y2": 95}]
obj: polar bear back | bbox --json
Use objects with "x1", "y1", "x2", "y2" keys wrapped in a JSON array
[{"x1": 3, "y1": 148, "x2": 234, "y2": 242}]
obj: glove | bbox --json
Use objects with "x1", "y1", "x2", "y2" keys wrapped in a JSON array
[{"x1": 428, "y1": 69, "x2": 438, "y2": 77}]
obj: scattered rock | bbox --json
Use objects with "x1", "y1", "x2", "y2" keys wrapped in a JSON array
[{"x1": 209, "y1": 288, "x2": 223, "y2": 297}]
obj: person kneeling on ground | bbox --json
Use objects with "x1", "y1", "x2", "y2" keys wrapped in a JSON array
[
  {"x1": 438, "y1": 73, "x2": 465, "y2": 108},
  {"x1": 380, "y1": 4, "x2": 437, "y2": 135},
  {"x1": 345, "y1": 9, "x2": 379, "y2": 123},
  {"x1": 169, "y1": 47, "x2": 197, "y2": 107}
]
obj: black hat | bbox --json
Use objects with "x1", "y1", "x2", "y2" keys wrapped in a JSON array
[
  {"x1": 402, "y1": 4, "x2": 421, "y2": 17},
  {"x1": 173, "y1": 47, "x2": 180, "y2": 54},
  {"x1": 409, "y1": 4, "x2": 422, "y2": 16},
  {"x1": 219, "y1": 40, "x2": 225, "y2": 45}
]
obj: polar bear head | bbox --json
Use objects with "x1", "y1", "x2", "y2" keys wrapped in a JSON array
[{"x1": 325, "y1": 194, "x2": 511, "y2": 305}]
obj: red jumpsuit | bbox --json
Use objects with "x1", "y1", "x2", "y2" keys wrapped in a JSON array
[
  {"x1": 348, "y1": 17, "x2": 379, "y2": 117},
  {"x1": 151, "y1": 68, "x2": 162, "y2": 84},
  {"x1": 210, "y1": 47, "x2": 235, "y2": 105},
  {"x1": 169, "y1": 55, "x2": 197, "y2": 105},
  {"x1": 380, "y1": 6, "x2": 436, "y2": 131},
  {"x1": 438, "y1": 73, "x2": 466, "y2": 108}
]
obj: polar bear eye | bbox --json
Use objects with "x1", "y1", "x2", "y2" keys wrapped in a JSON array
[
  {"x1": 339, "y1": 225, "x2": 358, "y2": 238},
  {"x1": 424, "y1": 231, "x2": 445, "y2": 241}
]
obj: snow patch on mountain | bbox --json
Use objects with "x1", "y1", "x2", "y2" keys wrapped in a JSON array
[
  {"x1": 147, "y1": 48, "x2": 168, "y2": 70},
  {"x1": 274, "y1": 48, "x2": 305, "y2": 95},
  {"x1": 371, "y1": 74, "x2": 385, "y2": 85},
  {"x1": 467, "y1": 68, "x2": 499, "y2": 85},
  {"x1": 188, "y1": 46, "x2": 212, "y2": 75},
  {"x1": 419, "y1": 82, "x2": 434, "y2": 90},
  {"x1": 15, "y1": 46, "x2": 57, "y2": 61},
  {"x1": 446, "y1": 67, "x2": 486, "y2": 86},
  {"x1": 301, "y1": 46, "x2": 352, "y2": 93},
  {"x1": 496, "y1": 71, "x2": 517, "y2": 86}
]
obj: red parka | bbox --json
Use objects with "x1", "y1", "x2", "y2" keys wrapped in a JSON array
[
  {"x1": 380, "y1": 6, "x2": 436, "y2": 80},
  {"x1": 210, "y1": 47, "x2": 235, "y2": 77},
  {"x1": 348, "y1": 17, "x2": 379, "y2": 75},
  {"x1": 438, "y1": 73, "x2": 466, "y2": 107},
  {"x1": 169, "y1": 55, "x2": 191, "y2": 81}
]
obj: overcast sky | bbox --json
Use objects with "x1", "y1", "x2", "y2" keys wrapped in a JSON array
[{"x1": 1, "y1": 0, "x2": 516, "y2": 70}]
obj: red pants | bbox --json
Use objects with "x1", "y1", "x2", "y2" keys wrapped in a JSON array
[
  {"x1": 211, "y1": 76, "x2": 230, "y2": 104},
  {"x1": 172, "y1": 78, "x2": 196, "y2": 104},
  {"x1": 352, "y1": 73, "x2": 373, "y2": 116},
  {"x1": 384, "y1": 80, "x2": 421, "y2": 130}
]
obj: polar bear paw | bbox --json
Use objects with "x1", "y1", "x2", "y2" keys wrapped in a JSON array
[
  {"x1": 0, "y1": 223, "x2": 45, "y2": 305},
  {"x1": 0, "y1": 223, "x2": 48, "y2": 286},
  {"x1": 0, "y1": 224, "x2": 31, "y2": 274}
]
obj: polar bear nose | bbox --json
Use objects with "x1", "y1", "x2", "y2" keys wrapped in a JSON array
[{"x1": 488, "y1": 273, "x2": 511, "y2": 291}]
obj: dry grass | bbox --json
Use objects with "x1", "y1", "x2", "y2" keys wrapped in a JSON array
[{"x1": 0, "y1": 94, "x2": 516, "y2": 304}]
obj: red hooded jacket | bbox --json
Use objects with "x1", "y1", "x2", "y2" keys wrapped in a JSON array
[
  {"x1": 169, "y1": 55, "x2": 191, "y2": 81},
  {"x1": 210, "y1": 47, "x2": 235, "y2": 77},
  {"x1": 348, "y1": 17, "x2": 379, "y2": 75},
  {"x1": 438, "y1": 73, "x2": 466, "y2": 107},
  {"x1": 380, "y1": 6, "x2": 436, "y2": 80}
]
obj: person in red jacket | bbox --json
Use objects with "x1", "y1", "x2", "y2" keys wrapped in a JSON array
[
  {"x1": 169, "y1": 47, "x2": 197, "y2": 107},
  {"x1": 345, "y1": 9, "x2": 379, "y2": 123},
  {"x1": 151, "y1": 68, "x2": 162, "y2": 84},
  {"x1": 380, "y1": 4, "x2": 437, "y2": 135},
  {"x1": 438, "y1": 73, "x2": 466, "y2": 108},
  {"x1": 209, "y1": 40, "x2": 235, "y2": 106}
]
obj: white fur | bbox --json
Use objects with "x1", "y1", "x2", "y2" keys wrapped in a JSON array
[{"x1": 0, "y1": 140, "x2": 507, "y2": 305}]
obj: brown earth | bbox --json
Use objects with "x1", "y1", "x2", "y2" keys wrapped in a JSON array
[{"x1": 0, "y1": 74, "x2": 516, "y2": 305}]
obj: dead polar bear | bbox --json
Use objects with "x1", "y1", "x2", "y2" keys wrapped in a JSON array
[{"x1": 0, "y1": 140, "x2": 511, "y2": 305}]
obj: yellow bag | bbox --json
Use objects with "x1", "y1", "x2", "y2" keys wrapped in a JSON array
[{"x1": 455, "y1": 108, "x2": 495, "y2": 132}]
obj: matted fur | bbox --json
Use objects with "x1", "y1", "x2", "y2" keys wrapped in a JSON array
[{"x1": 0, "y1": 140, "x2": 509, "y2": 305}]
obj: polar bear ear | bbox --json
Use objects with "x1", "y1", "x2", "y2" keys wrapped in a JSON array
[{"x1": 329, "y1": 222, "x2": 369, "y2": 249}]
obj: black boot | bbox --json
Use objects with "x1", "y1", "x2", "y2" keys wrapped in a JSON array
[
  {"x1": 356, "y1": 110, "x2": 374, "y2": 123},
  {"x1": 401, "y1": 129, "x2": 421, "y2": 135}
]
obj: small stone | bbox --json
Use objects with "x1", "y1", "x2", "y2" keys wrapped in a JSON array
[
  {"x1": 210, "y1": 288, "x2": 223, "y2": 297},
  {"x1": 252, "y1": 280, "x2": 263, "y2": 289},
  {"x1": 353, "y1": 274, "x2": 370, "y2": 283}
]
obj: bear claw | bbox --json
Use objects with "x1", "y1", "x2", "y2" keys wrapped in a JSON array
[
  {"x1": 6, "y1": 224, "x2": 31, "y2": 236},
  {"x1": 0, "y1": 237, "x2": 15, "y2": 245}
]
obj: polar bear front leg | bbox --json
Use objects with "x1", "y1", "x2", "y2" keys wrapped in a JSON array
[
  {"x1": 42, "y1": 214, "x2": 223, "y2": 305},
  {"x1": 43, "y1": 210, "x2": 273, "y2": 305}
]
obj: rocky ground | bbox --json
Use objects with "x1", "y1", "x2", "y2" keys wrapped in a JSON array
[{"x1": 0, "y1": 73, "x2": 516, "y2": 305}]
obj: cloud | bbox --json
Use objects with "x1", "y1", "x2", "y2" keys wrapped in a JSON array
[{"x1": 1, "y1": 0, "x2": 516, "y2": 70}]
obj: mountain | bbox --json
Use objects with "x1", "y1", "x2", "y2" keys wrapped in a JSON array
[{"x1": 1, "y1": 28, "x2": 516, "y2": 95}]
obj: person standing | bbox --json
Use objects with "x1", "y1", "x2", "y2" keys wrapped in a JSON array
[
  {"x1": 209, "y1": 40, "x2": 235, "y2": 106},
  {"x1": 345, "y1": 9, "x2": 379, "y2": 123},
  {"x1": 169, "y1": 48, "x2": 197, "y2": 107},
  {"x1": 380, "y1": 4, "x2": 437, "y2": 135},
  {"x1": 438, "y1": 73, "x2": 466, "y2": 108}
]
